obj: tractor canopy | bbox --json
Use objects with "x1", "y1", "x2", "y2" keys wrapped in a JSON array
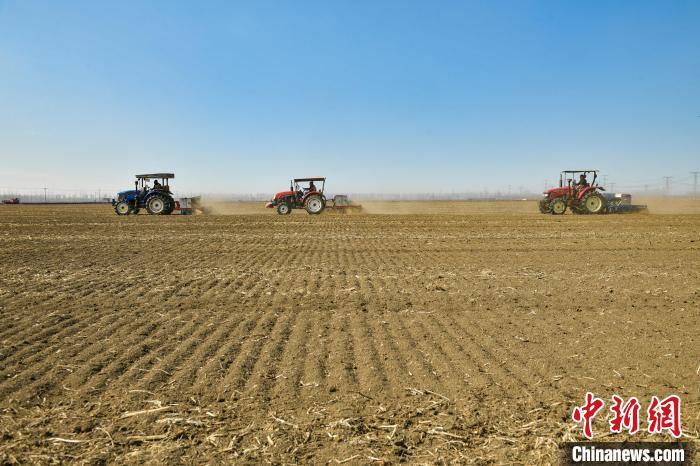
[
  {"x1": 136, "y1": 173, "x2": 175, "y2": 180},
  {"x1": 293, "y1": 177, "x2": 325, "y2": 183}
]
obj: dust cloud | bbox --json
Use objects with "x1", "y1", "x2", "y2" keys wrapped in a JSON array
[
  {"x1": 634, "y1": 196, "x2": 700, "y2": 214},
  {"x1": 357, "y1": 200, "x2": 538, "y2": 215},
  {"x1": 196, "y1": 199, "x2": 272, "y2": 215},
  {"x1": 192, "y1": 198, "x2": 699, "y2": 215}
]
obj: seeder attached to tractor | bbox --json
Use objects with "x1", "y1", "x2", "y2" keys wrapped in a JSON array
[
  {"x1": 324, "y1": 195, "x2": 363, "y2": 214},
  {"x1": 173, "y1": 196, "x2": 203, "y2": 215}
]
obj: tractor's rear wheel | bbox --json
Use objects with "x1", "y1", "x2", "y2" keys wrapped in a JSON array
[
  {"x1": 277, "y1": 203, "x2": 291, "y2": 215},
  {"x1": 550, "y1": 198, "x2": 567, "y2": 215},
  {"x1": 582, "y1": 192, "x2": 605, "y2": 214},
  {"x1": 146, "y1": 194, "x2": 167, "y2": 215},
  {"x1": 304, "y1": 195, "x2": 325, "y2": 215},
  {"x1": 163, "y1": 197, "x2": 175, "y2": 215},
  {"x1": 115, "y1": 202, "x2": 130, "y2": 215}
]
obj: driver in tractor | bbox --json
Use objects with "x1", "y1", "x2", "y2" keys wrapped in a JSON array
[
  {"x1": 574, "y1": 173, "x2": 589, "y2": 191},
  {"x1": 299, "y1": 181, "x2": 316, "y2": 199},
  {"x1": 153, "y1": 179, "x2": 162, "y2": 190}
]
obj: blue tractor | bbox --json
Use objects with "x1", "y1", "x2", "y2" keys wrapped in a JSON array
[{"x1": 112, "y1": 173, "x2": 176, "y2": 215}]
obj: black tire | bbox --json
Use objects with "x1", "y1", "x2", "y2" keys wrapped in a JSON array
[
  {"x1": 276, "y1": 203, "x2": 291, "y2": 215},
  {"x1": 163, "y1": 197, "x2": 175, "y2": 215},
  {"x1": 146, "y1": 194, "x2": 168, "y2": 215},
  {"x1": 582, "y1": 192, "x2": 605, "y2": 214},
  {"x1": 538, "y1": 199, "x2": 551, "y2": 214},
  {"x1": 550, "y1": 198, "x2": 567, "y2": 215},
  {"x1": 304, "y1": 195, "x2": 325, "y2": 215},
  {"x1": 115, "y1": 202, "x2": 130, "y2": 215}
]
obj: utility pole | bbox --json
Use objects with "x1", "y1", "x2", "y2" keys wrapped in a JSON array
[
  {"x1": 609, "y1": 182, "x2": 615, "y2": 193},
  {"x1": 663, "y1": 176, "x2": 672, "y2": 196},
  {"x1": 43, "y1": 187, "x2": 48, "y2": 203},
  {"x1": 691, "y1": 171, "x2": 699, "y2": 196},
  {"x1": 602, "y1": 175, "x2": 609, "y2": 188}
]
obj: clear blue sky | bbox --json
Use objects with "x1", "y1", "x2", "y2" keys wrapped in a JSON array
[{"x1": 1, "y1": 0, "x2": 698, "y2": 195}]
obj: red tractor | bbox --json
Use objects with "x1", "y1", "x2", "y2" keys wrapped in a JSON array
[
  {"x1": 266, "y1": 177, "x2": 327, "y2": 215},
  {"x1": 539, "y1": 170, "x2": 607, "y2": 215},
  {"x1": 2, "y1": 197, "x2": 20, "y2": 204}
]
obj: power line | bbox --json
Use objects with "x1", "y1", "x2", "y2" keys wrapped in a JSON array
[{"x1": 663, "y1": 176, "x2": 672, "y2": 195}]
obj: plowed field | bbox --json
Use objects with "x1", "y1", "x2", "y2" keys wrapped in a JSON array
[{"x1": 1, "y1": 204, "x2": 698, "y2": 463}]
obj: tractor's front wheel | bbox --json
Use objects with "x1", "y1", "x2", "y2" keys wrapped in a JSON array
[
  {"x1": 582, "y1": 192, "x2": 605, "y2": 214},
  {"x1": 538, "y1": 199, "x2": 551, "y2": 214},
  {"x1": 115, "y1": 202, "x2": 130, "y2": 215},
  {"x1": 146, "y1": 194, "x2": 168, "y2": 215},
  {"x1": 304, "y1": 195, "x2": 325, "y2": 215},
  {"x1": 550, "y1": 198, "x2": 567, "y2": 215},
  {"x1": 276, "y1": 203, "x2": 291, "y2": 215}
]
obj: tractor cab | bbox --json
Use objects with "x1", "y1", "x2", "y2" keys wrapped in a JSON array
[
  {"x1": 136, "y1": 173, "x2": 173, "y2": 193},
  {"x1": 291, "y1": 177, "x2": 325, "y2": 201},
  {"x1": 113, "y1": 173, "x2": 176, "y2": 215},
  {"x1": 560, "y1": 170, "x2": 599, "y2": 190}
]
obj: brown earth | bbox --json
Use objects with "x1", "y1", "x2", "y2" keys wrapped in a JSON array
[{"x1": 0, "y1": 203, "x2": 698, "y2": 464}]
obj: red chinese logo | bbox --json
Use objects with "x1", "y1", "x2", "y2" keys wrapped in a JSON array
[
  {"x1": 572, "y1": 392, "x2": 605, "y2": 439},
  {"x1": 572, "y1": 393, "x2": 682, "y2": 438},
  {"x1": 647, "y1": 395, "x2": 682, "y2": 438},
  {"x1": 609, "y1": 395, "x2": 640, "y2": 434}
]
